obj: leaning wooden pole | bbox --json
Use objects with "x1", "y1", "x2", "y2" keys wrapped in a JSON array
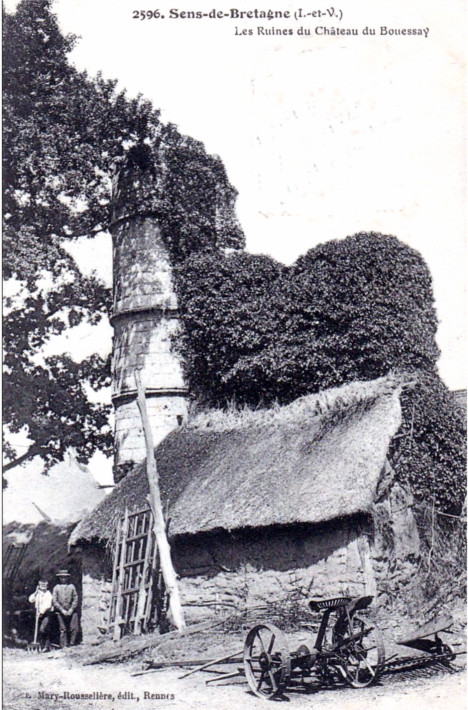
[{"x1": 134, "y1": 372, "x2": 186, "y2": 631}]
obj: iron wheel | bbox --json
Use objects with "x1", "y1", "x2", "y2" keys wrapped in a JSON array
[
  {"x1": 334, "y1": 613, "x2": 385, "y2": 688},
  {"x1": 243, "y1": 623, "x2": 291, "y2": 698}
]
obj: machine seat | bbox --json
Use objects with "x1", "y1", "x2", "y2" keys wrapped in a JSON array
[{"x1": 308, "y1": 597, "x2": 351, "y2": 612}]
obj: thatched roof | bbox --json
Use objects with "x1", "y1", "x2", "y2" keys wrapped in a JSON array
[
  {"x1": 3, "y1": 521, "x2": 82, "y2": 596},
  {"x1": 70, "y1": 376, "x2": 405, "y2": 546}
]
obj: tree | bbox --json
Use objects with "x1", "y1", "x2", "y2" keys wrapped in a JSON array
[
  {"x1": 3, "y1": 0, "x2": 119, "y2": 477},
  {"x1": 3, "y1": 0, "x2": 244, "y2": 478}
]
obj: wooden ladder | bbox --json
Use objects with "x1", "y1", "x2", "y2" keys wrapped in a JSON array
[{"x1": 108, "y1": 507, "x2": 165, "y2": 639}]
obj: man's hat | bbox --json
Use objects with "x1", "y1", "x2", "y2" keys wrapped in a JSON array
[{"x1": 56, "y1": 569, "x2": 71, "y2": 577}]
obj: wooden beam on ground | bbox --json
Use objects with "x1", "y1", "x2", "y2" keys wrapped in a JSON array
[
  {"x1": 178, "y1": 651, "x2": 242, "y2": 679},
  {"x1": 205, "y1": 670, "x2": 244, "y2": 684},
  {"x1": 83, "y1": 617, "x2": 233, "y2": 666},
  {"x1": 131, "y1": 656, "x2": 241, "y2": 676}
]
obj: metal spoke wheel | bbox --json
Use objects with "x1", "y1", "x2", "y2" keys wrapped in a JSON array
[
  {"x1": 335, "y1": 613, "x2": 385, "y2": 688},
  {"x1": 243, "y1": 623, "x2": 291, "y2": 698}
]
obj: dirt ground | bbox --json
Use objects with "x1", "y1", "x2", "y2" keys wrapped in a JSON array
[
  {"x1": 3, "y1": 640, "x2": 466, "y2": 710},
  {"x1": 4, "y1": 603, "x2": 466, "y2": 709}
]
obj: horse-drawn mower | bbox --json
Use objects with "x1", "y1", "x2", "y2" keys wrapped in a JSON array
[
  {"x1": 241, "y1": 595, "x2": 461, "y2": 699},
  {"x1": 135, "y1": 593, "x2": 463, "y2": 701}
]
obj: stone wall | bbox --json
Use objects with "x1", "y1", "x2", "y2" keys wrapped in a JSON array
[
  {"x1": 172, "y1": 518, "x2": 374, "y2": 624},
  {"x1": 78, "y1": 492, "x2": 421, "y2": 634},
  {"x1": 79, "y1": 518, "x2": 375, "y2": 634},
  {"x1": 80, "y1": 545, "x2": 112, "y2": 641},
  {"x1": 114, "y1": 391, "x2": 187, "y2": 470},
  {"x1": 113, "y1": 217, "x2": 177, "y2": 315},
  {"x1": 372, "y1": 480, "x2": 421, "y2": 604}
]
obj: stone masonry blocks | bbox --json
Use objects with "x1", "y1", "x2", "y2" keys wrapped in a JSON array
[
  {"x1": 113, "y1": 217, "x2": 177, "y2": 314},
  {"x1": 114, "y1": 395, "x2": 188, "y2": 466},
  {"x1": 111, "y1": 213, "x2": 188, "y2": 472}
]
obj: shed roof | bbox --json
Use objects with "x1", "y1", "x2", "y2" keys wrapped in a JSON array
[{"x1": 70, "y1": 375, "x2": 404, "y2": 546}]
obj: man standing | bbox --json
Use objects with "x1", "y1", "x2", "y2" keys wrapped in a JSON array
[
  {"x1": 28, "y1": 579, "x2": 53, "y2": 651},
  {"x1": 52, "y1": 570, "x2": 80, "y2": 647}
]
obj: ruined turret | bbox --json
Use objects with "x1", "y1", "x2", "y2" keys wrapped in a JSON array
[{"x1": 110, "y1": 145, "x2": 188, "y2": 481}]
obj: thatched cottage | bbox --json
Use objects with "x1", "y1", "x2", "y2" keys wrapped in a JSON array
[{"x1": 70, "y1": 376, "x2": 420, "y2": 637}]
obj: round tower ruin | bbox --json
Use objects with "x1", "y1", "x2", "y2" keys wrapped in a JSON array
[{"x1": 110, "y1": 148, "x2": 188, "y2": 481}]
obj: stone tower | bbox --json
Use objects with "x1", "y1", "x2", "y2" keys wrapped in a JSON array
[{"x1": 110, "y1": 147, "x2": 188, "y2": 481}]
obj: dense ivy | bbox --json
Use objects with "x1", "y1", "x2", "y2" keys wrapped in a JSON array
[
  {"x1": 281, "y1": 232, "x2": 440, "y2": 392},
  {"x1": 176, "y1": 233, "x2": 440, "y2": 404},
  {"x1": 175, "y1": 250, "x2": 285, "y2": 405},
  {"x1": 389, "y1": 371, "x2": 466, "y2": 514},
  {"x1": 175, "y1": 233, "x2": 465, "y2": 513},
  {"x1": 114, "y1": 138, "x2": 244, "y2": 263},
  {"x1": 159, "y1": 132, "x2": 244, "y2": 261},
  {"x1": 391, "y1": 371, "x2": 466, "y2": 514}
]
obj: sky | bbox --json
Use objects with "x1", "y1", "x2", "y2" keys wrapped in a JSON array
[
  {"x1": 3, "y1": 0, "x2": 466, "y2": 519},
  {"x1": 52, "y1": 0, "x2": 466, "y2": 389},
  {"x1": 2, "y1": 452, "x2": 108, "y2": 525}
]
